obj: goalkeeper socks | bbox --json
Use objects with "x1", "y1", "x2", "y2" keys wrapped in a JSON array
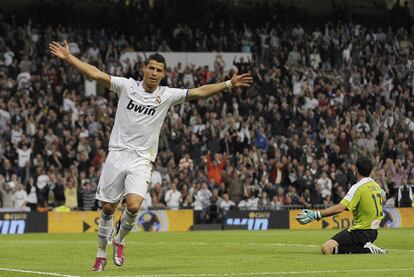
[
  {"x1": 334, "y1": 246, "x2": 371, "y2": 254},
  {"x1": 97, "y1": 212, "x2": 114, "y2": 258},
  {"x1": 114, "y1": 209, "x2": 138, "y2": 243}
]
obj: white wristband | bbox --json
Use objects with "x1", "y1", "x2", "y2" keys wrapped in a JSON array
[
  {"x1": 225, "y1": 80, "x2": 233, "y2": 90},
  {"x1": 315, "y1": 211, "x2": 322, "y2": 221}
]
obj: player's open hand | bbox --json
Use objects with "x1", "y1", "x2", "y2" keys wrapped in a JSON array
[
  {"x1": 49, "y1": 40, "x2": 70, "y2": 60},
  {"x1": 295, "y1": 209, "x2": 321, "y2": 225},
  {"x1": 230, "y1": 69, "x2": 253, "y2": 88}
]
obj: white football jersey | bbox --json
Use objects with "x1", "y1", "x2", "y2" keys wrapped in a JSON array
[{"x1": 108, "y1": 76, "x2": 187, "y2": 162}]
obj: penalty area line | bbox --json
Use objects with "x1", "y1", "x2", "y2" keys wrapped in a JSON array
[
  {"x1": 4, "y1": 240, "x2": 414, "y2": 253},
  {"x1": 0, "y1": 267, "x2": 80, "y2": 277},
  {"x1": 2, "y1": 265, "x2": 414, "y2": 277},
  {"x1": 93, "y1": 268, "x2": 414, "y2": 277}
]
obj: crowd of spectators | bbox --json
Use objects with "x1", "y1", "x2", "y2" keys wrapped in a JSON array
[{"x1": 1, "y1": 1, "x2": 414, "y2": 214}]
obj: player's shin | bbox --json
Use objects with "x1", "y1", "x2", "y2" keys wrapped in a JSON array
[
  {"x1": 114, "y1": 209, "x2": 138, "y2": 243},
  {"x1": 97, "y1": 212, "x2": 114, "y2": 258}
]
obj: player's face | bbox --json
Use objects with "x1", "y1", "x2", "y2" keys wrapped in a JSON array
[
  {"x1": 143, "y1": 60, "x2": 165, "y2": 91},
  {"x1": 352, "y1": 165, "x2": 358, "y2": 179}
]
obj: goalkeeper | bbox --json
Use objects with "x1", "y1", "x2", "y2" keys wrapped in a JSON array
[{"x1": 296, "y1": 156, "x2": 387, "y2": 254}]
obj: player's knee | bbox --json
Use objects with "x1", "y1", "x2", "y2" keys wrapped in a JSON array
[
  {"x1": 101, "y1": 204, "x2": 115, "y2": 216},
  {"x1": 126, "y1": 205, "x2": 140, "y2": 214},
  {"x1": 321, "y1": 245, "x2": 333, "y2": 255},
  {"x1": 125, "y1": 194, "x2": 143, "y2": 214}
]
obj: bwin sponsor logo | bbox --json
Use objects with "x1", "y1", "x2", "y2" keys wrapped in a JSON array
[
  {"x1": 226, "y1": 218, "x2": 269, "y2": 230},
  {"x1": 126, "y1": 100, "x2": 156, "y2": 116},
  {"x1": 0, "y1": 220, "x2": 26, "y2": 234}
]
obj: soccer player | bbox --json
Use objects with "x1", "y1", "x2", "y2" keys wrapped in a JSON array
[
  {"x1": 49, "y1": 41, "x2": 252, "y2": 272},
  {"x1": 296, "y1": 156, "x2": 387, "y2": 254}
]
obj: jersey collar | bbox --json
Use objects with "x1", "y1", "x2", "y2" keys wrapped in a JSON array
[
  {"x1": 138, "y1": 81, "x2": 159, "y2": 94},
  {"x1": 355, "y1": 177, "x2": 373, "y2": 186}
]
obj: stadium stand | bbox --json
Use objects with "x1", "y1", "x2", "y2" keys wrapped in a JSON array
[{"x1": 1, "y1": 0, "x2": 414, "y2": 216}]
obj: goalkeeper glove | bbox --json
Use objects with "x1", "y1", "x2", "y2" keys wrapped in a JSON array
[{"x1": 295, "y1": 209, "x2": 322, "y2": 225}]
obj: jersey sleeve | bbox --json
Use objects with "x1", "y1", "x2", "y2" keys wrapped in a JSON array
[
  {"x1": 340, "y1": 187, "x2": 361, "y2": 211},
  {"x1": 166, "y1": 88, "x2": 189, "y2": 106},
  {"x1": 110, "y1": 76, "x2": 129, "y2": 96}
]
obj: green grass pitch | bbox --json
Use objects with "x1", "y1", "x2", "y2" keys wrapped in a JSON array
[{"x1": 1, "y1": 229, "x2": 414, "y2": 277}]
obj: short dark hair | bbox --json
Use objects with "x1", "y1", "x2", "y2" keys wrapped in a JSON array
[
  {"x1": 355, "y1": 156, "x2": 373, "y2": 177},
  {"x1": 144, "y1": 53, "x2": 166, "y2": 69}
]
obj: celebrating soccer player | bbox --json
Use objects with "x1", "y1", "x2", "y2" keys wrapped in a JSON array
[
  {"x1": 296, "y1": 156, "x2": 387, "y2": 254},
  {"x1": 49, "y1": 41, "x2": 253, "y2": 272}
]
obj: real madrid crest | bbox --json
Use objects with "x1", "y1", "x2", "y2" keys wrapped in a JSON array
[{"x1": 155, "y1": 96, "x2": 161, "y2": 104}]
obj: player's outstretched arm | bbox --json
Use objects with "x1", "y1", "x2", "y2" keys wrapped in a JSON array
[
  {"x1": 49, "y1": 41, "x2": 110, "y2": 88},
  {"x1": 296, "y1": 204, "x2": 346, "y2": 225},
  {"x1": 186, "y1": 69, "x2": 252, "y2": 101},
  {"x1": 319, "y1": 203, "x2": 346, "y2": 218}
]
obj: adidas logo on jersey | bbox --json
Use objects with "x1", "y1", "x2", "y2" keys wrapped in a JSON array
[{"x1": 126, "y1": 100, "x2": 156, "y2": 116}]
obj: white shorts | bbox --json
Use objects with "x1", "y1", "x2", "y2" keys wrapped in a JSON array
[{"x1": 96, "y1": 150, "x2": 152, "y2": 203}]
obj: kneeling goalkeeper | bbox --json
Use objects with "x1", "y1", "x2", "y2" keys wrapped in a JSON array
[{"x1": 296, "y1": 156, "x2": 387, "y2": 254}]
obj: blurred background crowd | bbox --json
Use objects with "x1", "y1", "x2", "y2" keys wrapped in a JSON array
[{"x1": 1, "y1": 0, "x2": 414, "y2": 216}]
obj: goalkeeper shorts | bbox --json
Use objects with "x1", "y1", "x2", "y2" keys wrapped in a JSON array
[{"x1": 331, "y1": 229, "x2": 378, "y2": 246}]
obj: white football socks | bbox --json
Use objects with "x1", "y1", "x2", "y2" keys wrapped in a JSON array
[
  {"x1": 114, "y1": 210, "x2": 138, "y2": 244},
  {"x1": 97, "y1": 212, "x2": 114, "y2": 258}
]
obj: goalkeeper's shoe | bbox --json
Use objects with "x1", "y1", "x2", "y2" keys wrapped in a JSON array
[
  {"x1": 92, "y1": 257, "x2": 107, "y2": 272},
  {"x1": 364, "y1": 242, "x2": 387, "y2": 254},
  {"x1": 113, "y1": 240, "x2": 125, "y2": 266}
]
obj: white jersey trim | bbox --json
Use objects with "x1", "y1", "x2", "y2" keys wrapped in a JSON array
[{"x1": 343, "y1": 177, "x2": 373, "y2": 202}]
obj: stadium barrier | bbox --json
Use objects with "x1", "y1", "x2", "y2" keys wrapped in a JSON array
[
  {"x1": 1, "y1": 208, "x2": 414, "y2": 234},
  {"x1": 223, "y1": 210, "x2": 289, "y2": 230},
  {"x1": 0, "y1": 212, "x2": 47, "y2": 234},
  {"x1": 47, "y1": 210, "x2": 194, "y2": 233},
  {"x1": 289, "y1": 208, "x2": 414, "y2": 230}
]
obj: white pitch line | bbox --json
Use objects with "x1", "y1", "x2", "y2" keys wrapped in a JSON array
[
  {"x1": 90, "y1": 268, "x2": 414, "y2": 277},
  {"x1": 253, "y1": 242, "x2": 320, "y2": 248},
  {"x1": 122, "y1": 241, "x2": 414, "y2": 253},
  {"x1": 3, "y1": 240, "x2": 414, "y2": 253},
  {"x1": 0, "y1": 267, "x2": 80, "y2": 277},
  {"x1": 2, "y1": 267, "x2": 414, "y2": 277}
]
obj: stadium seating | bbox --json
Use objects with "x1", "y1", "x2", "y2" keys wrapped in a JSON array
[{"x1": 1, "y1": 0, "x2": 414, "y2": 213}]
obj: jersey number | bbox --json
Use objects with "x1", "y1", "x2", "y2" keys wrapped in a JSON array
[{"x1": 371, "y1": 193, "x2": 382, "y2": 217}]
